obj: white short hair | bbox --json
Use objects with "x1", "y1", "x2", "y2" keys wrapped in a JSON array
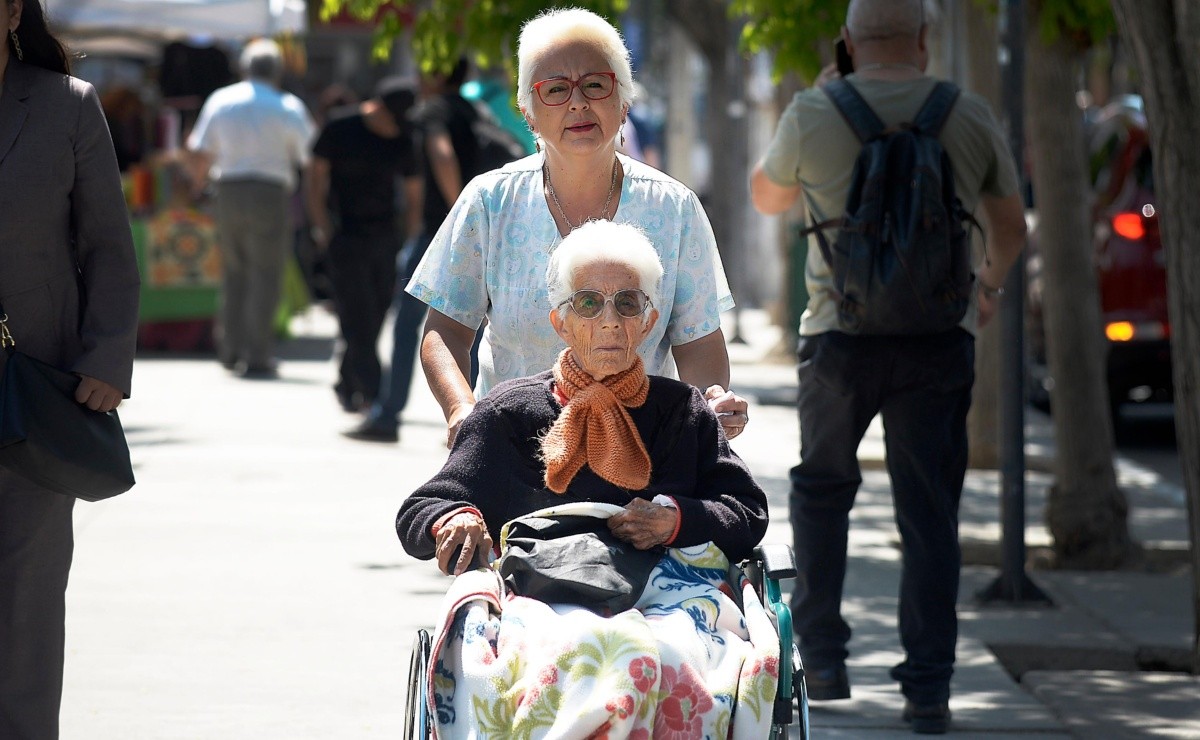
[
  {"x1": 846, "y1": 0, "x2": 925, "y2": 41},
  {"x1": 516, "y1": 7, "x2": 635, "y2": 114},
  {"x1": 546, "y1": 221, "x2": 663, "y2": 317},
  {"x1": 240, "y1": 38, "x2": 283, "y2": 81}
]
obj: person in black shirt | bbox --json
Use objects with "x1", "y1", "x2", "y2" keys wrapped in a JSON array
[
  {"x1": 345, "y1": 59, "x2": 479, "y2": 442},
  {"x1": 308, "y1": 78, "x2": 422, "y2": 413}
]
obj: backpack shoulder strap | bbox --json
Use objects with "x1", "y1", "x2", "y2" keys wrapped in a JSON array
[
  {"x1": 912, "y1": 81, "x2": 961, "y2": 138},
  {"x1": 822, "y1": 79, "x2": 886, "y2": 143}
]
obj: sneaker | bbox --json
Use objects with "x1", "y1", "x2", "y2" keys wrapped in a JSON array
[
  {"x1": 342, "y1": 419, "x2": 399, "y2": 443},
  {"x1": 805, "y1": 665, "x2": 850, "y2": 701},
  {"x1": 902, "y1": 701, "x2": 951, "y2": 734}
]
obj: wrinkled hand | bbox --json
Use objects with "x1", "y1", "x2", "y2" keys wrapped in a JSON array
[
  {"x1": 435, "y1": 510, "x2": 493, "y2": 576},
  {"x1": 704, "y1": 385, "x2": 749, "y2": 439},
  {"x1": 607, "y1": 499, "x2": 677, "y2": 550},
  {"x1": 445, "y1": 402, "x2": 475, "y2": 448},
  {"x1": 75, "y1": 375, "x2": 123, "y2": 412}
]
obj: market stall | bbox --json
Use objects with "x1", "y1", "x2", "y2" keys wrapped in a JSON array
[{"x1": 48, "y1": 0, "x2": 308, "y2": 351}]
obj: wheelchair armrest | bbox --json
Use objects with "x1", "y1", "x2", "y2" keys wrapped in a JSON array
[{"x1": 754, "y1": 544, "x2": 797, "y2": 580}]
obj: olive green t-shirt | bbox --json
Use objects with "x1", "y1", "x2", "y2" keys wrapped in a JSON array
[{"x1": 762, "y1": 75, "x2": 1021, "y2": 336}]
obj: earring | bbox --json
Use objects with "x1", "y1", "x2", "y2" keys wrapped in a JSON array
[
  {"x1": 10, "y1": 29, "x2": 23, "y2": 62},
  {"x1": 620, "y1": 130, "x2": 626, "y2": 147},
  {"x1": 535, "y1": 139, "x2": 541, "y2": 153}
]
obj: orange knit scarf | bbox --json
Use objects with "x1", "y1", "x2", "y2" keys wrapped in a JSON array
[{"x1": 542, "y1": 349, "x2": 652, "y2": 494}]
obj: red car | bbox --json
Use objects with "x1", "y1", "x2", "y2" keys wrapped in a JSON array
[{"x1": 1027, "y1": 95, "x2": 1173, "y2": 421}]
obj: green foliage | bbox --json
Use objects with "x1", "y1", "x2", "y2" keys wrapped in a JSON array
[
  {"x1": 322, "y1": 0, "x2": 627, "y2": 75},
  {"x1": 732, "y1": 0, "x2": 1111, "y2": 79},
  {"x1": 1033, "y1": 0, "x2": 1115, "y2": 47},
  {"x1": 732, "y1": 0, "x2": 846, "y2": 81}
]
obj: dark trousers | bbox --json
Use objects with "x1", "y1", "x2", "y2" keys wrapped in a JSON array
[
  {"x1": 213, "y1": 180, "x2": 290, "y2": 368},
  {"x1": 0, "y1": 476, "x2": 75, "y2": 740},
  {"x1": 328, "y1": 224, "x2": 402, "y2": 408},
  {"x1": 368, "y1": 232, "x2": 433, "y2": 428},
  {"x1": 369, "y1": 233, "x2": 483, "y2": 429},
  {"x1": 788, "y1": 329, "x2": 974, "y2": 705}
]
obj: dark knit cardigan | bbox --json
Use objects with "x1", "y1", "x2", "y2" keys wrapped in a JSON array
[{"x1": 396, "y1": 371, "x2": 769, "y2": 564}]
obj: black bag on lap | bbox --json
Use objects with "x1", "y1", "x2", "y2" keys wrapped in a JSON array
[{"x1": 498, "y1": 511, "x2": 664, "y2": 616}]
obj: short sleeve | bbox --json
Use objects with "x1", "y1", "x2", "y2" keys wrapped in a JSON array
[
  {"x1": 666, "y1": 192, "x2": 735, "y2": 345},
  {"x1": 761, "y1": 95, "x2": 805, "y2": 187},
  {"x1": 287, "y1": 97, "x2": 316, "y2": 167},
  {"x1": 186, "y1": 97, "x2": 216, "y2": 154},
  {"x1": 978, "y1": 105, "x2": 1021, "y2": 199},
  {"x1": 418, "y1": 97, "x2": 452, "y2": 137},
  {"x1": 406, "y1": 183, "x2": 491, "y2": 329},
  {"x1": 311, "y1": 121, "x2": 335, "y2": 160}
]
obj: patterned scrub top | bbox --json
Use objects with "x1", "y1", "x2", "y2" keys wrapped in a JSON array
[{"x1": 407, "y1": 152, "x2": 735, "y2": 397}]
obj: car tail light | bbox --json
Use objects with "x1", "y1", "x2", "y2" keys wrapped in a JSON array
[
  {"x1": 1106, "y1": 320, "x2": 1168, "y2": 341},
  {"x1": 1112, "y1": 212, "x2": 1146, "y2": 240}
]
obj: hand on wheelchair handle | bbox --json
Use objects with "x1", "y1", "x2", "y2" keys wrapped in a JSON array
[{"x1": 704, "y1": 385, "x2": 749, "y2": 439}]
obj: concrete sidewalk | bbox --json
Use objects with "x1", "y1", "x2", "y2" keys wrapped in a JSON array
[{"x1": 57, "y1": 307, "x2": 1195, "y2": 738}]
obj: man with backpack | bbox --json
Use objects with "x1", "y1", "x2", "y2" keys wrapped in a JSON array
[
  {"x1": 346, "y1": 59, "x2": 520, "y2": 442},
  {"x1": 750, "y1": 0, "x2": 1027, "y2": 732}
]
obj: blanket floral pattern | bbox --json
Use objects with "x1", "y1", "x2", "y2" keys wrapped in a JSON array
[{"x1": 426, "y1": 543, "x2": 780, "y2": 739}]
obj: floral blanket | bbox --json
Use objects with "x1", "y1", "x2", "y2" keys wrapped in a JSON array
[{"x1": 425, "y1": 536, "x2": 779, "y2": 739}]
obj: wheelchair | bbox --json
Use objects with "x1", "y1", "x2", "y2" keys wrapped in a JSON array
[{"x1": 403, "y1": 543, "x2": 810, "y2": 740}]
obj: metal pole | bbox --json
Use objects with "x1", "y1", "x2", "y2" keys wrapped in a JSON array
[{"x1": 977, "y1": 0, "x2": 1050, "y2": 606}]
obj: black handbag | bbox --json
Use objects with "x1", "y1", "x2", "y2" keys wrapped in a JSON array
[
  {"x1": 0, "y1": 305, "x2": 135, "y2": 501},
  {"x1": 497, "y1": 505, "x2": 664, "y2": 615}
]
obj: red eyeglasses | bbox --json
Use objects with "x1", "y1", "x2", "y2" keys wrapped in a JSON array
[{"x1": 531, "y1": 72, "x2": 618, "y2": 106}]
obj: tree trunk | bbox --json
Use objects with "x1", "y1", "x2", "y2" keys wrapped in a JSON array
[
  {"x1": 1025, "y1": 11, "x2": 1134, "y2": 568},
  {"x1": 964, "y1": 1, "x2": 1003, "y2": 470},
  {"x1": 1111, "y1": 0, "x2": 1200, "y2": 674},
  {"x1": 668, "y1": 2, "x2": 754, "y2": 324}
]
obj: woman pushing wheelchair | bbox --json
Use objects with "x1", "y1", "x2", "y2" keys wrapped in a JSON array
[{"x1": 397, "y1": 221, "x2": 780, "y2": 738}]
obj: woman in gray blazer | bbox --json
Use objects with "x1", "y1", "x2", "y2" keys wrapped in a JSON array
[{"x1": 1, "y1": 0, "x2": 140, "y2": 735}]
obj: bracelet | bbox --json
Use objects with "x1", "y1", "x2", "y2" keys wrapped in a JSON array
[
  {"x1": 977, "y1": 278, "x2": 1005, "y2": 298},
  {"x1": 663, "y1": 497, "x2": 682, "y2": 546}
]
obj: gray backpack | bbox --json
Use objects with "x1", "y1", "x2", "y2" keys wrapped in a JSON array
[{"x1": 801, "y1": 79, "x2": 978, "y2": 335}]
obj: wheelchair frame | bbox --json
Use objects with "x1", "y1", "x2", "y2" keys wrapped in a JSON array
[{"x1": 403, "y1": 543, "x2": 809, "y2": 740}]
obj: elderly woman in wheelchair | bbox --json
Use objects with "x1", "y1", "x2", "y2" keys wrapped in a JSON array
[{"x1": 397, "y1": 221, "x2": 804, "y2": 739}]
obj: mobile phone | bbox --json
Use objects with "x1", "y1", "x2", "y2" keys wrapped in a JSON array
[{"x1": 835, "y1": 38, "x2": 854, "y2": 76}]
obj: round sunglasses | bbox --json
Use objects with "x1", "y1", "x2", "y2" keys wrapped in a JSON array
[{"x1": 558, "y1": 289, "x2": 652, "y2": 319}]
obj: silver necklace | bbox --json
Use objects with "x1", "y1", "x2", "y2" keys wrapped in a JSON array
[{"x1": 544, "y1": 159, "x2": 619, "y2": 232}]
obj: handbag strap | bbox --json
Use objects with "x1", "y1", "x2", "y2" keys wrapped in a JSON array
[{"x1": 0, "y1": 298, "x2": 13, "y2": 349}]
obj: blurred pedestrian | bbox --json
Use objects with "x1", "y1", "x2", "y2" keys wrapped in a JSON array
[
  {"x1": 187, "y1": 38, "x2": 315, "y2": 379},
  {"x1": 750, "y1": 0, "x2": 1027, "y2": 732},
  {"x1": 344, "y1": 58, "x2": 479, "y2": 442},
  {"x1": 397, "y1": 8, "x2": 748, "y2": 450},
  {"x1": 0, "y1": 0, "x2": 140, "y2": 735},
  {"x1": 315, "y1": 81, "x2": 358, "y2": 125},
  {"x1": 308, "y1": 78, "x2": 422, "y2": 413},
  {"x1": 618, "y1": 80, "x2": 662, "y2": 170}
]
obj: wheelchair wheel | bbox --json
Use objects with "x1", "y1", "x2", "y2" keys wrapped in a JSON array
[
  {"x1": 793, "y1": 645, "x2": 810, "y2": 740},
  {"x1": 403, "y1": 629, "x2": 432, "y2": 740}
]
